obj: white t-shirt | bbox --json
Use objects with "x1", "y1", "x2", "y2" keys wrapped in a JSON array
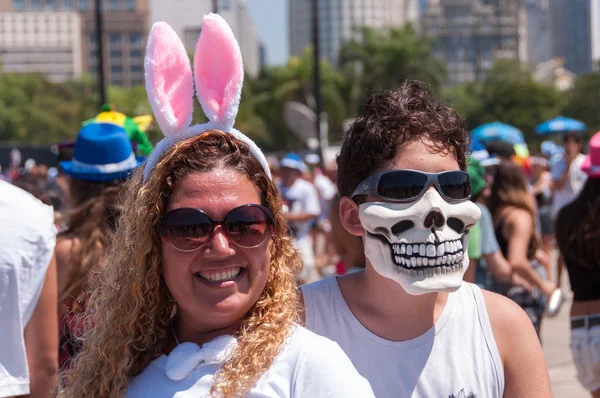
[
  {"x1": 302, "y1": 278, "x2": 504, "y2": 398},
  {"x1": 551, "y1": 153, "x2": 587, "y2": 218},
  {"x1": 278, "y1": 179, "x2": 320, "y2": 241},
  {"x1": 126, "y1": 325, "x2": 374, "y2": 397},
  {"x1": 0, "y1": 181, "x2": 56, "y2": 397}
]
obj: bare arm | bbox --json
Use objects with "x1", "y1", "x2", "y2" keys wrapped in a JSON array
[
  {"x1": 285, "y1": 212, "x2": 318, "y2": 223},
  {"x1": 504, "y1": 211, "x2": 554, "y2": 296},
  {"x1": 553, "y1": 160, "x2": 572, "y2": 191},
  {"x1": 483, "y1": 251, "x2": 532, "y2": 291},
  {"x1": 531, "y1": 172, "x2": 552, "y2": 196},
  {"x1": 24, "y1": 254, "x2": 59, "y2": 398}
]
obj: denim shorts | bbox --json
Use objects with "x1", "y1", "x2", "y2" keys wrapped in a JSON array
[{"x1": 570, "y1": 316, "x2": 600, "y2": 392}]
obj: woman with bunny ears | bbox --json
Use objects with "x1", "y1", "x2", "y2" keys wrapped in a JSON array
[{"x1": 57, "y1": 14, "x2": 373, "y2": 398}]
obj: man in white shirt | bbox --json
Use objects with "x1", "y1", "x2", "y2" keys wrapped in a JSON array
[
  {"x1": 551, "y1": 132, "x2": 587, "y2": 219},
  {"x1": 277, "y1": 153, "x2": 321, "y2": 283},
  {"x1": 0, "y1": 181, "x2": 58, "y2": 397},
  {"x1": 301, "y1": 81, "x2": 552, "y2": 398}
]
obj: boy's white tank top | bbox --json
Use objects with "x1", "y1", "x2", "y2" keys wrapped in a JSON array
[{"x1": 301, "y1": 278, "x2": 504, "y2": 398}]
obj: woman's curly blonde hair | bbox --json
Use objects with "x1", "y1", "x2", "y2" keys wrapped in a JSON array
[{"x1": 58, "y1": 130, "x2": 302, "y2": 397}]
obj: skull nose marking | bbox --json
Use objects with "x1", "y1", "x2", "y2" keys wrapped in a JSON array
[
  {"x1": 424, "y1": 210, "x2": 445, "y2": 229},
  {"x1": 392, "y1": 220, "x2": 414, "y2": 236}
]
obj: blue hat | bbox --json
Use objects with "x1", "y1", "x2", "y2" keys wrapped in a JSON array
[
  {"x1": 60, "y1": 123, "x2": 145, "y2": 182},
  {"x1": 280, "y1": 153, "x2": 307, "y2": 172}
]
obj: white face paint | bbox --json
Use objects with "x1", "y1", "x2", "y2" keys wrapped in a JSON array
[{"x1": 358, "y1": 189, "x2": 481, "y2": 295}]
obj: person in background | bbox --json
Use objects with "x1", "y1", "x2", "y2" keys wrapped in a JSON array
[
  {"x1": 552, "y1": 132, "x2": 588, "y2": 308},
  {"x1": 55, "y1": 123, "x2": 142, "y2": 369},
  {"x1": 278, "y1": 153, "x2": 321, "y2": 284},
  {"x1": 464, "y1": 158, "x2": 531, "y2": 291},
  {"x1": 0, "y1": 181, "x2": 58, "y2": 397},
  {"x1": 488, "y1": 160, "x2": 561, "y2": 336},
  {"x1": 326, "y1": 194, "x2": 366, "y2": 275},
  {"x1": 530, "y1": 155, "x2": 554, "y2": 258},
  {"x1": 555, "y1": 130, "x2": 600, "y2": 398}
]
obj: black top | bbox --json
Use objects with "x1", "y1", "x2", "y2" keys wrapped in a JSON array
[
  {"x1": 494, "y1": 217, "x2": 535, "y2": 261},
  {"x1": 556, "y1": 202, "x2": 600, "y2": 302}
]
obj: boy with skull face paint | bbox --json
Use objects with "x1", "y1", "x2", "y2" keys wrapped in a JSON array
[{"x1": 301, "y1": 81, "x2": 552, "y2": 398}]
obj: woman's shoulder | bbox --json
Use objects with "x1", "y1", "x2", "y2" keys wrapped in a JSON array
[{"x1": 279, "y1": 325, "x2": 375, "y2": 397}]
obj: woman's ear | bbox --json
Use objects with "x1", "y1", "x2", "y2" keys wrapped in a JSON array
[{"x1": 339, "y1": 197, "x2": 366, "y2": 237}]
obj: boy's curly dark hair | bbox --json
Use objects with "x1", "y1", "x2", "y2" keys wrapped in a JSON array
[{"x1": 336, "y1": 80, "x2": 469, "y2": 198}]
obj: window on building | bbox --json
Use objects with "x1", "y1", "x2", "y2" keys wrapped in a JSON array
[
  {"x1": 46, "y1": 0, "x2": 56, "y2": 10},
  {"x1": 129, "y1": 32, "x2": 142, "y2": 47},
  {"x1": 62, "y1": 0, "x2": 73, "y2": 10},
  {"x1": 130, "y1": 49, "x2": 142, "y2": 58},
  {"x1": 14, "y1": 0, "x2": 25, "y2": 10},
  {"x1": 110, "y1": 50, "x2": 122, "y2": 59},
  {"x1": 112, "y1": 78, "x2": 124, "y2": 86},
  {"x1": 110, "y1": 33, "x2": 122, "y2": 48},
  {"x1": 131, "y1": 64, "x2": 142, "y2": 73},
  {"x1": 124, "y1": 0, "x2": 134, "y2": 10},
  {"x1": 109, "y1": 0, "x2": 118, "y2": 10},
  {"x1": 30, "y1": 0, "x2": 41, "y2": 10},
  {"x1": 111, "y1": 65, "x2": 122, "y2": 73},
  {"x1": 78, "y1": 0, "x2": 88, "y2": 10}
]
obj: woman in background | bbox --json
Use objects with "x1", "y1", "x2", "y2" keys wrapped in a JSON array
[
  {"x1": 556, "y1": 131, "x2": 600, "y2": 397},
  {"x1": 488, "y1": 160, "x2": 559, "y2": 336}
]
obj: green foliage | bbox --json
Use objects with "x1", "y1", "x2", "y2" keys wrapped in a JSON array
[
  {"x1": 562, "y1": 67, "x2": 600, "y2": 136},
  {"x1": 445, "y1": 59, "x2": 565, "y2": 146},
  {"x1": 0, "y1": 73, "x2": 98, "y2": 144},
  {"x1": 339, "y1": 25, "x2": 447, "y2": 114}
]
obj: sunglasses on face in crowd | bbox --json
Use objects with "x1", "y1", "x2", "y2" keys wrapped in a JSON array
[
  {"x1": 158, "y1": 204, "x2": 275, "y2": 252},
  {"x1": 351, "y1": 169, "x2": 472, "y2": 203}
]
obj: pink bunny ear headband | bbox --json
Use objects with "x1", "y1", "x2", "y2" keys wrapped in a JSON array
[{"x1": 142, "y1": 13, "x2": 271, "y2": 183}]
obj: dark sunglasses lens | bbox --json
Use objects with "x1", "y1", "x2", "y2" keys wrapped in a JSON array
[
  {"x1": 438, "y1": 172, "x2": 471, "y2": 200},
  {"x1": 159, "y1": 209, "x2": 213, "y2": 251},
  {"x1": 377, "y1": 171, "x2": 428, "y2": 200},
  {"x1": 225, "y1": 206, "x2": 272, "y2": 247}
]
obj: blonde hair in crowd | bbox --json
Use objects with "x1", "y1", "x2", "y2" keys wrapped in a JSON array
[{"x1": 58, "y1": 130, "x2": 302, "y2": 397}]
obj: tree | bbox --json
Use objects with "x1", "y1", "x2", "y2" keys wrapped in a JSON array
[
  {"x1": 253, "y1": 47, "x2": 347, "y2": 150},
  {"x1": 445, "y1": 59, "x2": 565, "y2": 145},
  {"x1": 562, "y1": 66, "x2": 600, "y2": 135},
  {"x1": 339, "y1": 25, "x2": 447, "y2": 115}
]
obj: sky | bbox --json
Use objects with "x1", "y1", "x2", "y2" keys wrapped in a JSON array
[{"x1": 248, "y1": 0, "x2": 289, "y2": 66}]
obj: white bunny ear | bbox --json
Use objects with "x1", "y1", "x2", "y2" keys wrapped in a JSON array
[
  {"x1": 145, "y1": 22, "x2": 194, "y2": 137},
  {"x1": 194, "y1": 13, "x2": 243, "y2": 131}
]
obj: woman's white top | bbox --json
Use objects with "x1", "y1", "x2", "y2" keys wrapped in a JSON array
[
  {"x1": 0, "y1": 181, "x2": 56, "y2": 397},
  {"x1": 126, "y1": 324, "x2": 374, "y2": 397},
  {"x1": 302, "y1": 278, "x2": 505, "y2": 398}
]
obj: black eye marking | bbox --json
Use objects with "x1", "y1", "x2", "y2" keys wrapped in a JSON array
[
  {"x1": 448, "y1": 218, "x2": 465, "y2": 234},
  {"x1": 391, "y1": 220, "x2": 414, "y2": 235}
]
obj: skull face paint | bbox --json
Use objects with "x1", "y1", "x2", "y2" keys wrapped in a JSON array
[{"x1": 359, "y1": 189, "x2": 481, "y2": 295}]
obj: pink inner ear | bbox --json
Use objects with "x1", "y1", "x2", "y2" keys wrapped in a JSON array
[
  {"x1": 194, "y1": 14, "x2": 243, "y2": 124},
  {"x1": 146, "y1": 22, "x2": 194, "y2": 134}
]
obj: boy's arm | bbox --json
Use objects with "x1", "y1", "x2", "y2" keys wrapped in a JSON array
[{"x1": 482, "y1": 290, "x2": 552, "y2": 397}]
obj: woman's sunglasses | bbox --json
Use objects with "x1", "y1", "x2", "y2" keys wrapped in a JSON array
[
  {"x1": 351, "y1": 169, "x2": 472, "y2": 203},
  {"x1": 158, "y1": 204, "x2": 274, "y2": 252}
]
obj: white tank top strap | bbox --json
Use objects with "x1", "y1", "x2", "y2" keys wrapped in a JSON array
[{"x1": 465, "y1": 283, "x2": 505, "y2": 391}]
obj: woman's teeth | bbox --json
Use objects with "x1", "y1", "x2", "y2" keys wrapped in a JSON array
[{"x1": 196, "y1": 267, "x2": 242, "y2": 283}]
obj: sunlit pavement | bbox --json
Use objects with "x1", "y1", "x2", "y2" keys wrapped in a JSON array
[{"x1": 542, "y1": 252, "x2": 588, "y2": 397}]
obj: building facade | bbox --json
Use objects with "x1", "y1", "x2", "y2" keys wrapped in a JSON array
[
  {"x1": 0, "y1": 11, "x2": 82, "y2": 81},
  {"x1": 0, "y1": 0, "x2": 149, "y2": 87},
  {"x1": 549, "y1": 0, "x2": 592, "y2": 75},
  {"x1": 149, "y1": 0, "x2": 260, "y2": 77},
  {"x1": 288, "y1": 0, "x2": 420, "y2": 66},
  {"x1": 421, "y1": 0, "x2": 523, "y2": 86},
  {"x1": 525, "y1": 0, "x2": 550, "y2": 67}
]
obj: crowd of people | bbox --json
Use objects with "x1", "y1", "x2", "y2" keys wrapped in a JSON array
[{"x1": 1, "y1": 12, "x2": 600, "y2": 398}]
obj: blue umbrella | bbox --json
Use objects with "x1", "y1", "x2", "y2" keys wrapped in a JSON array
[
  {"x1": 535, "y1": 116, "x2": 586, "y2": 136},
  {"x1": 469, "y1": 138, "x2": 490, "y2": 162},
  {"x1": 471, "y1": 122, "x2": 525, "y2": 145}
]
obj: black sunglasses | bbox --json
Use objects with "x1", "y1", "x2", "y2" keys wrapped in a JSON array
[
  {"x1": 158, "y1": 204, "x2": 274, "y2": 252},
  {"x1": 351, "y1": 169, "x2": 472, "y2": 203}
]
